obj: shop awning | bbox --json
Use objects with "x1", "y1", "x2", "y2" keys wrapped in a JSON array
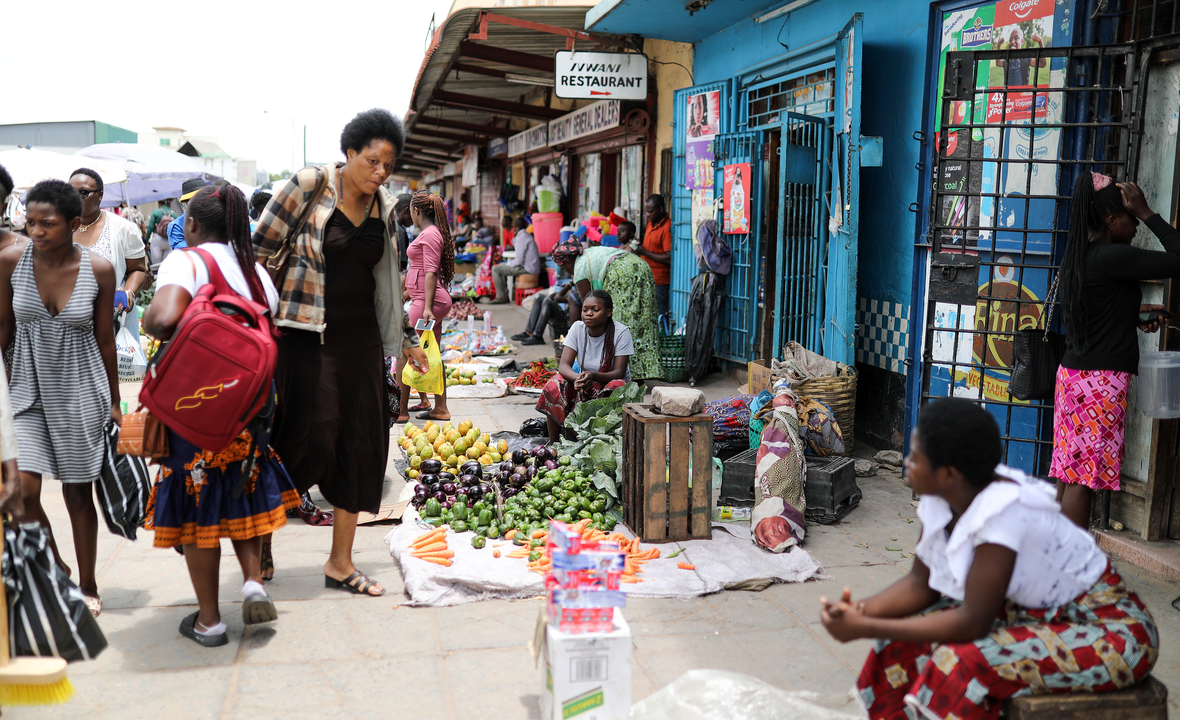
[
  {"x1": 400, "y1": 5, "x2": 607, "y2": 175},
  {"x1": 587, "y1": 0, "x2": 793, "y2": 44}
]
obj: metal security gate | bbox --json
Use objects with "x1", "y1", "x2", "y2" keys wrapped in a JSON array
[
  {"x1": 774, "y1": 113, "x2": 829, "y2": 354},
  {"x1": 670, "y1": 81, "x2": 729, "y2": 327},
  {"x1": 712, "y1": 131, "x2": 765, "y2": 362},
  {"x1": 916, "y1": 43, "x2": 1138, "y2": 473}
]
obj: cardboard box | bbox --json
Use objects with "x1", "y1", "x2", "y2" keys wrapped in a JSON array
[
  {"x1": 748, "y1": 358, "x2": 773, "y2": 394},
  {"x1": 540, "y1": 611, "x2": 632, "y2": 720}
]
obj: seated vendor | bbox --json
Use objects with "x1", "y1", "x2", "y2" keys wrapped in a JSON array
[
  {"x1": 535, "y1": 290, "x2": 632, "y2": 443},
  {"x1": 821, "y1": 398, "x2": 1158, "y2": 720},
  {"x1": 470, "y1": 215, "x2": 493, "y2": 246},
  {"x1": 512, "y1": 282, "x2": 579, "y2": 346}
]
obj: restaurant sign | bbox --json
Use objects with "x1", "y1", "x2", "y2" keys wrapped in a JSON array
[{"x1": 555, "y1": 51, "x2": 647, "y2": 100}]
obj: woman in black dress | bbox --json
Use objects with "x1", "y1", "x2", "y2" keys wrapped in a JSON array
[{"x1": 254, "y1": 110, "x2": 428, "y2": 597}]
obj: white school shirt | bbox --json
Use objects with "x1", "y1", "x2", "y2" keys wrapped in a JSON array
[
  {"x1": 915, "y1": 465, "x2": 1108, "y2": 609},
  {"x1": 154, "y1": 243, "x2": 279, "y2": 314}
]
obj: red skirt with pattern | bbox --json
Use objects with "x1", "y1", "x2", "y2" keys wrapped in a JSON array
[
  {"x1": 855, "y1": 565, "x2": 1157, "y2": 720},
  {"x1": 1049, "y1": 366, "x2": 1131, "y2": 491}
]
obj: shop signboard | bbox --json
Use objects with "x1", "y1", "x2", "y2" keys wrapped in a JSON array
[
  {"x1": 685, "y1": 90, "x2": 720, "y2": 190},
  {"x1": 487, "y1": 137, "x2": 507, "y2": 159},
  {"x1": 554, "y1": 51, "x2": 647, "y2": 100},
  {"x1": 508, "y1": 124, "x2": 549, "y2": 158},
  {"x1": 722, "y1": 163, "x2": 750, "y2": 234},
  {"x1": 547, "y1": 101, "x2": 621, "y2": 146}
]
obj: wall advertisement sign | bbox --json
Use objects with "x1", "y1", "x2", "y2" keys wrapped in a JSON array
[
  {"x1": 685, "y1": 90, "x2": 720, "y2": 190},
  {"x1": 508, "y1": 124, "x2": 549, "y2": 158},
  {"x1": 548, "y1": 101, "x2": 621, "y2": 146}
]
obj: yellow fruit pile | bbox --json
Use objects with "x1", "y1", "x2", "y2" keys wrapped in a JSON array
[{"x1": 399, "y1": 419, "x2": 510, "y2": 478}]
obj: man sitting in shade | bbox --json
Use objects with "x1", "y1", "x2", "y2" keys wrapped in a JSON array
[{"x1": 489, "y1": 216, "x2": 541, "y2": 304}]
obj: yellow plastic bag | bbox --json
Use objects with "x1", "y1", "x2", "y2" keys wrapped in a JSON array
[{"x1": 401, "y1": 330, "x2": 445, "y2": 395}]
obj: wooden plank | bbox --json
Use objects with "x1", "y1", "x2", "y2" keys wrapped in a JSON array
[
  {"x1": 623, "y1": 410, "x2": 640, "y2": 536},
  {"x1": 626, "y1": 403, "x2": 711, "y2": 424},
  {"x1": 667, "y1": 424, "x2": 691, "y2": 540},
  {"x1": 629, "y1": 411, "x2": 644, "y2": 537},
  {"x1": 643, "y1": 423, "x2": 668, "y2": 541},
  {"x1": 1004, "y1": 675, "x2": 1167, "y2": 720},
  {"x1": 690, "y1": 420, "x2": 713, "y2": 538}
]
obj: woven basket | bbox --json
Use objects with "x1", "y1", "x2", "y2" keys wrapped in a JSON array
[
  {"x1": 795, "y1": 367, "x2": 858, "y2": 451},
  {"x1": 659, "y1": 333, "x2": 687, "y2": 382}
]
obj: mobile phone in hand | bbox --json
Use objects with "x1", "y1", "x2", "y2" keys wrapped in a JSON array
[
  {"x1": 415, "y1": 318, "x2": 436, "y2": 331},
  {"x1": 1139, "y1": 309, "x2": 1174, "y2": 323}
]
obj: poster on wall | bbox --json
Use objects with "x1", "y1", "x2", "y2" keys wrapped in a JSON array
[
  {"x1": 723, "y1": 163, "x2": 750, "y2": 234},
  {"x1": 685, "y1": 90, "x2": 720, "y2": 190}
]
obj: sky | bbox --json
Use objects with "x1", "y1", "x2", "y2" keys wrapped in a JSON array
[{"x1": 3, "y1": 0, "x2": 457, "y2": 175}]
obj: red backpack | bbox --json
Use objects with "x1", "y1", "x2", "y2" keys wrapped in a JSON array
[{"x1": 139, "y1": 248, "x2": 276, "y2": 455}]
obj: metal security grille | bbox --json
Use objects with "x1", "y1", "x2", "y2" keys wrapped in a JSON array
[
  {"x1": 774, "y1": 113, "x2": 829, "y2": 354},
  {"x1": 712, "y1": 131, "x2": 764, "y2": 362},
  {"x1": 918, "y1": 43, "x2": 1138, "y2": 472},
  {"x1": 747, "y1": 68, "x2": 836, "y2": 129}
]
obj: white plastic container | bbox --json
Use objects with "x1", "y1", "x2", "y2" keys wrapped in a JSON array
[{"x1": 1138, "y1": 351, "x2": 1180, "y2": 418}]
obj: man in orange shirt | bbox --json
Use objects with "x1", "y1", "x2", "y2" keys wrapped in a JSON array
[{"x1": 636, "y1": 194, "x2": 672, "y2": 319}]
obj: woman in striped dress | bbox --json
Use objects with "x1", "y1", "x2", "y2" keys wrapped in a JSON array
[{"x1": 0, "y1": 180, "x2": 121, "y2": 617}]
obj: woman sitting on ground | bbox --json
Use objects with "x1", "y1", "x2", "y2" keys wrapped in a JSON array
[
  {"x1": 143, "y1": 182, "x2": 300, "y2": 647},
  {"x1": 536, "y1": 290, "x2": 633, "y2": 443},
  {"x1": 821, "y1": 398, "x2": 1157, "y2": 720}
]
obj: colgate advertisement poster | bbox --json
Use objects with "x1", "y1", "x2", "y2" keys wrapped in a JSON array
[{"x1": 986, "y1": 0, "x2": 1055, "y2": 122}]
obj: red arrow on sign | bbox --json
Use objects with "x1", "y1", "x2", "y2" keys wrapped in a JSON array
[{"x1": 590, "y1": 90, "x2": 612, "y2": 96}]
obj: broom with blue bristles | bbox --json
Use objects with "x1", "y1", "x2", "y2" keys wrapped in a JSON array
[{"x1": 0, "y1": 520, "x2": 73, "y2": 706}]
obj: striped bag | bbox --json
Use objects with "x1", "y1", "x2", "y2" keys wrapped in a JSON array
[
  {"x1": 4, "y1": 522, "x2": 107, "y2": 662},
  {"x1": 97, "y1": 423, "x2": 153, "y2": 541}
]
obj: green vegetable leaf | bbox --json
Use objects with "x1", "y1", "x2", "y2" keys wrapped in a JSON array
[{"x1": 591, "y1": 470, "x2": 618, "y2": 499}]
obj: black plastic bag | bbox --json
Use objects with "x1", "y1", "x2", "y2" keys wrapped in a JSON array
[
  {"x1": 97, "y1": 422, "x2": 152, "y2": 540},
  {"x1": 685, "y1": 272, "x2": 726, "y2": 383},
  {"x1": 516, "y1": 419, "x2": 550, "y2": 438},
  {"x1": 3, "y1": 522, "x2": 107, "y2": 662}
]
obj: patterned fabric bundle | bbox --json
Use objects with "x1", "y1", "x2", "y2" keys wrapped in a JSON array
[
  {"x1": 705, "y1": 395, "x2": 754, "y2": 441},
  {"x1": 752, "y1": 392, "x2": 807, "y2": 548},
  {"x1": 856, "y1": 565, "x2": 1157, "y2": 720},
  {"x1": 796, "y1": 397, "x2": 845, "y2": 456}
]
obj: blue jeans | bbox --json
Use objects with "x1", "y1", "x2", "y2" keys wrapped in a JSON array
[{"x1": 655, "y1": 283, "x2": 670, "y2": 320}]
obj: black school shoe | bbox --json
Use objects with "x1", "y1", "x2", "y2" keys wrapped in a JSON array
[
  {"x1": 511, "y1": 332, "x2": 532, "y2": 341},
  {"x1": 242, "y1": 591, "x2": 278, "y2": 625},
  {"x1": 522, "y1": 335, "x2": 546, "y2": 345},
  {"x1": 179, "y1": 612, "x2": 228, "y2": 647}
]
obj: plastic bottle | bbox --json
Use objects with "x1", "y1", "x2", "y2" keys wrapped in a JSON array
[{"x1": 713, "y1": 506, "x2": 752, "y2": 522}]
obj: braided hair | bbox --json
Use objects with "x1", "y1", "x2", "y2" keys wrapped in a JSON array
[
  {"x1": 411, "y1": 191, "x2": 455, "y2": 285},
  {"x1": 1058, "y1": 172, "x2": 1128, "y2": 358},
  {"x1": 187, "y1": 181, "x2": 267, "y2": 305}
]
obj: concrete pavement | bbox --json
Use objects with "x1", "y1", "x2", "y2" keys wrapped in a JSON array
[{"x1": 8, "y1": 300, "x2": 1180, "y2": 719}]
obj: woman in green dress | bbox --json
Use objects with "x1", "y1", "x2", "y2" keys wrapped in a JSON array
[{"x1": 551, "y1": 241, "x2": 661, "y2": 380}]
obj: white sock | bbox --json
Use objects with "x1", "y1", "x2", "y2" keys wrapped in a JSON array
[
  {"x1": 242, "y1": 580, "x2": 266, "y2": 598},
  {"x1": 194, "y1": 619, "x2": 226, "y2": 636}
]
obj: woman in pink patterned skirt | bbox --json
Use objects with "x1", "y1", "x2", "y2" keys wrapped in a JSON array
[{"x1": 1051, "y1": 172, "x2": 1180, "y2": 527}]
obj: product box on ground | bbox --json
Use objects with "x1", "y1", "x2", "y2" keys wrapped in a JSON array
[
  {"x1": 540, "y1": 611, "x2": 632, "y2": 720},
  {"x1": 747, "y1": 358, "x2": 773, "y2": 394}
]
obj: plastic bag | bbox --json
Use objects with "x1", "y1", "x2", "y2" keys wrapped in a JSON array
[
  {"x1": 115, "y1": 321, "x2": 147, "y2": 382},
  {"x1": 630, "y1": 670, "x2": 862, "y2": 720},
  {"x1": 401, "y1": 330, "x2": 445, "y2": 395},
  {"x1": 518, "y1": 417, "x2": 549, "y2": 438},
  {"x1": 97, "y1": 422, "x2": 152, "y2": 540},
  {"x1": 3, "y1": 521, "x2": 108, "y2": 662}
]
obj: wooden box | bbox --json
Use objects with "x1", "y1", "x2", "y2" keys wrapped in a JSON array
[
  {"x1": 622, "y1": 403, "x2": 713, "y2": 542},
  {"x1": 1003, "y1": 675, "x2": 1167, "y2": 720}
]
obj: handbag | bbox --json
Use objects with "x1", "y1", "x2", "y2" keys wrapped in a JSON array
[
  {"x1": 117, "y1": 408, "x2": 170, "y2": 458},
  {"x1": 1010, "y1": 272, "x2": 1066, "y2": 401},
  {"x1": 98, "y1": 422, "x2": 153, "y2": 541},
  {"x1": 264, "y1": 168, "x2": 329, "y2": 284},
  {"x1": 3, "y1": 521, "x2": 108, "y2": 662}
]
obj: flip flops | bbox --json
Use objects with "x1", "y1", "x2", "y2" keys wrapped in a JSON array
[{"x1": 325, "y1": 571, "x2": 386, "y2": 597}]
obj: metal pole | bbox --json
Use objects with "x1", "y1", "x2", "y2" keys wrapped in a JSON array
[{"x1": 302, "y1": 125, "x2": 307, "y2": 168}]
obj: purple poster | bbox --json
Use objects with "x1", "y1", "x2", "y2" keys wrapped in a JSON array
[{"x1": 685, "y1": 90, "x2": 719, "y2": 190}]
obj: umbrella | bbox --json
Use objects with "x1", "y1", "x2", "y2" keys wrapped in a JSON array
[
  {"x1": 0, "y1": 147, "x2": 127, "y2": 200},
  {"x1": 74, "y1": 144, "x2": 220, "y2": 207}
]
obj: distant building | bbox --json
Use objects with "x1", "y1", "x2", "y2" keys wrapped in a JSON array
[
  {"x1": 0, "y1": 120, "x2": 137, "y2": 154},
  {"x1": 139, "y1": 126, "x2": 187, "y2": 149}
]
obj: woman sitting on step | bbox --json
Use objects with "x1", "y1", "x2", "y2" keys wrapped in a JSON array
[{"x1": 821, "y1": 397, "x2": 1158, "y2": 720}]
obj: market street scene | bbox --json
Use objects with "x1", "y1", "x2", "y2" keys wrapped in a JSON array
[{"x1": 2, "y1": 0, "x2": 1180, "y2": 718}]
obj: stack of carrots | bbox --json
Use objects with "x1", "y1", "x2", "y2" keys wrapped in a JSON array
[{"x1": 408, "y1": 527, "x2": 454, "y2": 566}]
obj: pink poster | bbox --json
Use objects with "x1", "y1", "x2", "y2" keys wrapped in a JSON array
[
  {"x1": 723, "y1": 163, "x2": 750, "y2": 234},
  {"x1": 685, "y1": 90, "x2": 720, "y2": 190}
]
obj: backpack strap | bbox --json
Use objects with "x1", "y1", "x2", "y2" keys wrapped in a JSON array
[{"x1": 189, "y1": 247, "x2": 232, "y2": 296}]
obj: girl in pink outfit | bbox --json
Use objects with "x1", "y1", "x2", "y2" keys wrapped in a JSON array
[{"x1": 400, "y1": 191, "x2": 455, "y2": 421}]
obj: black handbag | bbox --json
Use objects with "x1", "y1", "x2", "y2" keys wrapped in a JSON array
[{"x1": 1010, "y1": 273, "x2": 1065, "y2": 401}]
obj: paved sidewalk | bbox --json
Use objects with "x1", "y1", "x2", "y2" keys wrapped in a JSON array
[{"x1": 9, "y1": 302, "x2": 1180, "y2": 719}]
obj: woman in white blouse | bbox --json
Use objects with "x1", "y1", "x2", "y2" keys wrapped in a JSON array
[
  {"x1": 821, "y1": 398, "x2": 1158, "y2": 720},
  {"x1": 69, "y1": 169, "x2": 148, "y2": 335}
]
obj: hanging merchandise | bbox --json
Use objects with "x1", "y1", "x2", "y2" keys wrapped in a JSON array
[
  {"x1": 685, "y1": 272, "x2": 726, "y2": 383},
  {"x1": 685, "y1": 90, "x2": 720, "y2": 190},
  {"x1": 694, "y1": 220, "x2": 732, "y2": 275},
  {"x1": 723, "y1": 164, "x2": 750, "y2": 234},
  {"x1": 499, "y1": 181, "x2": 522, "y2": 212}
]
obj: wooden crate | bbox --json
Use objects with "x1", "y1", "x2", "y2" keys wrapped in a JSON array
[
  {"x1": 1003, "y1": 675, "x2": 1167, "y2": 719},
  {"x1": 622, "y1": 403, "x2": 713, "y2": 542}
]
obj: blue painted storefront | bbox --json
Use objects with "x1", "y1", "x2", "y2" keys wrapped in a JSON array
[{"x1": 590, "y1": 0, "x2": 932, "y2": 448}]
